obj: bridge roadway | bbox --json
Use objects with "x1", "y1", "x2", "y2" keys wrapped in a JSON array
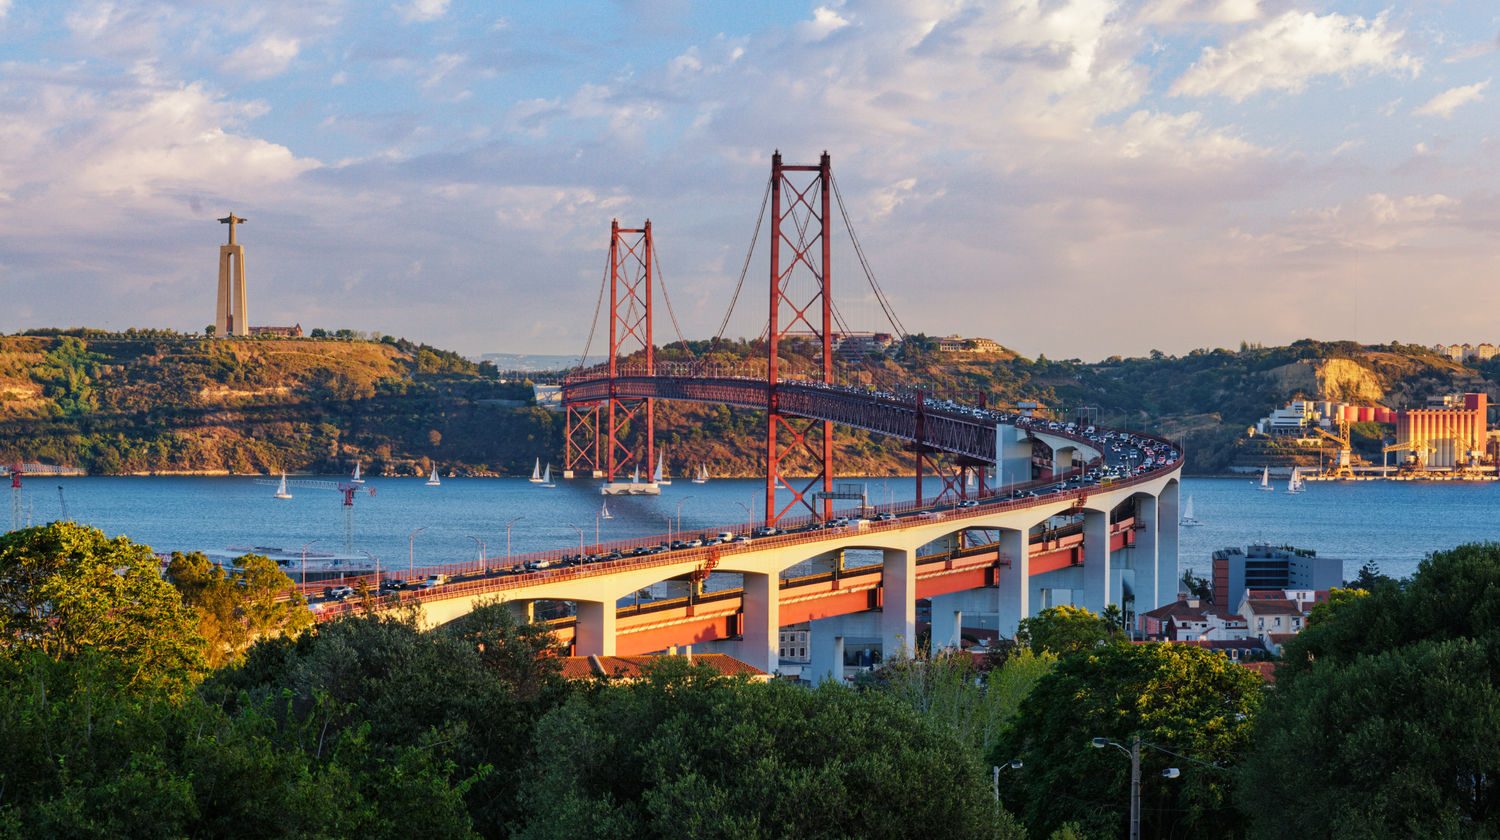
[
  {"x1": 560, "y1": 371, "x2": 1096, "y2": 465},
  {"x1": 313, "y1": 458, "x2": 1180, "y2": 678}
]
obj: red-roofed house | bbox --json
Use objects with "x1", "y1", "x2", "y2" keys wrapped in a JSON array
[{"x1": 1238, "y1": 589, "x2": 1327, "y2": 654}]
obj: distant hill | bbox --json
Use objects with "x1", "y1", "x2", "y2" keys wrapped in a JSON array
[
  {"x1": 480, "y1": 353, "x2": 601, "y2": 373},
  {"x1": 4, "y1": 331, "x2": 1493, "y2": 477}
]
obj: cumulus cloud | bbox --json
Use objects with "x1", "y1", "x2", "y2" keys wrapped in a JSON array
[
  {"x1": 397, "y1": 0, "x2": 449, "y2": 24},
  {"x1": 799, "y1": 5, "x2": 850, "y2": 41},
  {"x1": 1171, "y1": 11, "x2": 1419, "y2": 101},
  {"x1": 222, "y1": 35, "x2": 301, "y2": 80},
  {"x1": 1414, "y1": 79, "x2": 1488, "y2": 118},
  {"x1": 1141, "y1": 0, "x2": 1261, "y2": 25}
]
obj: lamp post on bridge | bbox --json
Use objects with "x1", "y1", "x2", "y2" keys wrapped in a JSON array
[
  {"x1": 676, "y1": 495, "x2": 693, "y2": 540},
  {"x1": 660, "y1": 513, "x2": 672, "y2": 544},
  {"x1": 408, "y1": 527, "x2": 425, "y2": 576},
  {"x1": 506, "y1": 515, "x2": 525, "y2": 559},
  {"x1": 466, "y1": 535, "x2": 485, "y2": 572},
  {"x1": 566, "y1": 522, "x2": 584, "y2": 556},
  {"x1": 736, "y1": 501, "x2": 752, "y2": 532},
  {"x1": 359, "y1": 550, "x2": 380, "y2": 587},
  {"x1": 299, "y1": 539, "x2": 320, "y2": 587}
]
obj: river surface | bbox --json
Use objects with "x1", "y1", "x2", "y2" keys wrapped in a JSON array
[{"x1": 16, "y1": 475, "x2": 1500, "y2": 583}]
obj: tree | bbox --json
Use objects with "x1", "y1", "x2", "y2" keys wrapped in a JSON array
[
  {"x1": 517, "y1": 657, "x2": 1017, "y2": 839},
  {"x1": 1016, "y1": 604, "x2": 1122, "y2": 656},
  {"x1": 1240, "y1": 543, "x2": 1500, "y2": 837},
  {"x1": 166, "y1": 551, "x2": 314, "y2": 668},
  {"x1": 1240, "y1": 636, "x2": 1500, "y2": 839},
  {"x1": 0, "y1": 522, "x2": 205, "y2": 696},
  {"x1": 992, "y1": 643, "x2": 1263, "y2": 839},
  {"x1": 1181, "y1": 568, "x2": 1212, "y2": 603}
]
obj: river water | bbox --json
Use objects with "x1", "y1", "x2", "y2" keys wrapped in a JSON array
[{"x1": 16, "y1": 474, "x2": 1499, "y2": 583}]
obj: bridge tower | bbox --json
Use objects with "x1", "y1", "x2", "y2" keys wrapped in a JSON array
[
  {"x1": 601, "y1": 220, "x2": 655, "y2": 482},
  {"x1": 766, "y1": 151, "x2": 835, "y2": 525}
]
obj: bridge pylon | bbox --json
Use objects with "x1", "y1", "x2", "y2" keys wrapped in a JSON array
[
  {"x1": 602, "y1": 219, "x2": 655, "y2": 482},
  {"x1": 766, "y1": 151, "x2": 835, "y2": 525}
]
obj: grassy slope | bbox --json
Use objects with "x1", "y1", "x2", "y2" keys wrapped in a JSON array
[{"x1": 5, "y1": 333, "x2": 1495, "y2": 477}]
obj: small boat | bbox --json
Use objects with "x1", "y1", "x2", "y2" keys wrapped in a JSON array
[
  {"x1": 539, "y1": 463, "x2": 555, "y2": 488},
  {"x1": 1257, "y1": 466, "x2": 1274, "y2": 492},
  {"x1": 1179, "y1": 494, "x2": 1202, "y2": 526},
  {"x1": 1285, "y1": 467, "x2": 1304, "y2": 495},
  {"x1": 528, "y1": 458, "x2": 544, "y2": 484},
  {"x1": 691, "y1": 464, "x2": 709, "y2": 484},
  {"x1": 601, "y1": 500, "x2": 613, "y2": 520},
  {"x1": 351, "y1": 462, "x2": 365, "y2": 484},
  {"x1": 654, "y1": 452, "x2": 671, "y2": 485},
  {"x1": 426, "y1": 467, "x2": 441, "y2": 487},
  {"x1": 273, "y1": 473, "x2": 293, "y2": 500}
]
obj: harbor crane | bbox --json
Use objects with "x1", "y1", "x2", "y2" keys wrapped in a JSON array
[
  {"x1": 9, "y1": 461, "x2": 85, "y2": 530},
  {"x1": 1382, "y1": 439, "x2": 1433, "y2": 473},
  {"x1": 252, "y1": 477, "x2": 375, "y2": 552},
  {"x1": 1313, "y1": 418, "x2": 1355, "y2": 479}
]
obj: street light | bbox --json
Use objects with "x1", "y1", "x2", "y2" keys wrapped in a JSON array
[
  {"x1": 736, "y1": 501, "x2": 752, "y2": 531},
  {"x1": 506, "y1": 515, "x2": 525, "y2": 558},
  {"x1": 566, "y1": 522, "x2": 584, "y2": 555},
  {"x1": 660, "y1": 513, "x2": 672, "y2": 544},
  {"x1": 359, "y1": 550, "x2": 380, "y2": 586},
  {"x1": 467, "y1": 535, "x2": 485, "y2": 571},
  {"x1": 676, "y1": 495, "x2": 693, "y2": 538},
  {"x1": 1091, "y1": 736, "x2": 1179, "y2": 840},
  {"x1": 408, "y1": 527, "x2": 426, "y2": 575},
  {"x1": 993, "y1": 758, "x2": 1022, "y2": 802},
  {"x1": 299, "y1": 539, "x2": 321, "y2": 586}
]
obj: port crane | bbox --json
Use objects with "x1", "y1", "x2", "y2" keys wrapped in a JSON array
[
  {"x1": 9, "y1": 461, "x2": 85, "y2": 530},
  {"x1": 251, "y1": 477, "x2": 375, "y2": 552},
  {"x1": 1313, "y1": 418, "x2": 1355, "y2": 479}
]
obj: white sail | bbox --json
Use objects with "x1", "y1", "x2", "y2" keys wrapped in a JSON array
[
  {"x1": 655, "y1": 452, "x2": 671, "y2": 485},
  {"x1": 632, "y1": 465, "x2": 640, "y2": 484},
  {"x1": 529, "y1": 458, "x2": 543, "y2": 483},
  {"x1": 1286, "y1": 467, "x2": 1304, "y2": 494},
  {"x1": 601, "y1": 500, "x2": 612, "y2": 519},
  {"x1": 540, "y1": 464, "x2": 554, "y2": 487},
  {"x1": 351, "y1": 462, "x2": 364, "y2": 484},
  {"x1": 426, "y1": 467, "x2": 441, "y2": 486},
  {"x1": 1258, "y1": 466, "x2": 1273, "y2": 491},
  {"x1": 692, "y1": 464, "x2": 709, "y2": 484},
  {"x1": 273, "y1": 473, "x2": 293, "y2": 499},
  {"x1": 1180, "y1": 494, "x2": 1202, "y2": 526}
]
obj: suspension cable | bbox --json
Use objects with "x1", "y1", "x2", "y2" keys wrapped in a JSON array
[
  {"x1": 653, "y1": 244, "x2": 696, "y2": 363},
  {"x1": 575, "y1": 248, "x2": 611, "y2": 374},
  {"x1": 831, "y1": 173, "x2": 909, "y2": 339},
  {"x1": 697, "y1": 174, "x2": 773, "y2": 374}
]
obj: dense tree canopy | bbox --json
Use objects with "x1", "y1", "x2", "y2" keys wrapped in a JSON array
[
  {"x1": 0, "y1": 522, "x2": 205, "y2": 695},
  {"x1": 1239, "y1": 543, "x2": 1500, "y2": 838},
  {"x1": 516, "y1": 657, "x2": 1014, "y2": 840},
  {"x1": 167, "y1": 551, "x2": 313, "y2": 668},
  {"x1": 1016, "y1": 604, "x2": 1123, "y2": 657},
  {"x1": 993, "y1": 642, "x2": 1263, "y2": 839}
]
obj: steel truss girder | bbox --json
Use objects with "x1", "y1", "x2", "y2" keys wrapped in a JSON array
[
  {"x1": 565, "y1": 404, "x2": 601, "y2": 474},
  {"x1": 563, "y1": 376, "x2": 999, "y2": 462}
]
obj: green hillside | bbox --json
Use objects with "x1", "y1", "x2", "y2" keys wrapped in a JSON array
[{"x1": 4, "y1": 331, "x2": 1495, "y2": 477}]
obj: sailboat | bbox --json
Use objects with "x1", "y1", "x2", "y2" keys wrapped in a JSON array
[
  {"x1": 425, "y1": 467, "x2": 441, "y2": 487},
  {"x1": 539, "y1": 464, "x2": 555, "y2": 488},
  {"x1": 691, "y1": 464, "x2": 709, "y2": 484},
  {"x1": 1179, "y1": 494, "x2": 1202, "y2": 526},
  {"x1": 350, "y1": 462, "x2": 365, "y2": 484},
  {"x1": 1257, "y1": 466, "x2": 1274, "y2": 491},
  {"x1": 273, "y1": 473, "x2": 293, "y2": 500},
  {"x1": 654, "y1": 452, "x2": 671, "y2": 485},
  {"x1": 529, "y1": 458, "x2": 544, "y2": 484},
  {"x1": 601, "y1": 500, "x2": 613, "y2": 520},
  {"x1": 1285, "y1": 467, "x2": 1305, "y2": 495}
]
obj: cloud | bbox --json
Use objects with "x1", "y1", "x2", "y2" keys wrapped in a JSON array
[
  {"x1": 397, "y1": 0, "x2": 449, "y2": 24},
  {"x1": 799, "y1": 5, "x2": 850, "y2": 41},
  {"x1": 222, "y1": 35, "x2": 301, "y2": 80},
  {"x1": 1414, "y1": 79, "x2": 1488, "y2": 118},
  {"x1": 1140, "y1": 0, "x2": 1261, "y2": 25},
  {"x1": 1171, "y1": 11, "x2": 1419, "y2": 101}
]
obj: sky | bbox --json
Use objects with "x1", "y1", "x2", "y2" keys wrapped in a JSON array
[{"x1": 1, "y1": 0, "x2": 1497, "y2": 363}]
